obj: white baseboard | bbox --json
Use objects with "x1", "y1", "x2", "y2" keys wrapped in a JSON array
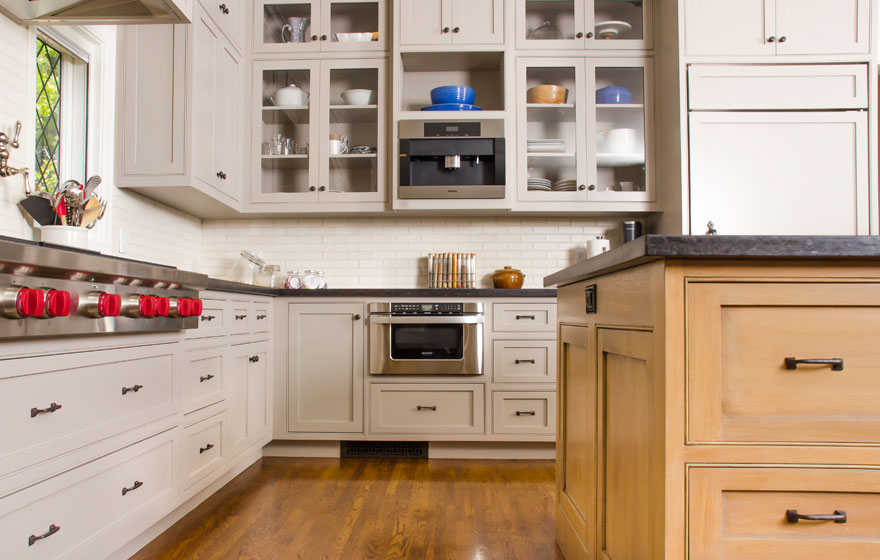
[
  {"x1": 262, "y1": 440, "x2": 341, "y2": 457},
  {"x1": 429, "y1": 442, "x2": 556, "y2": 460}
]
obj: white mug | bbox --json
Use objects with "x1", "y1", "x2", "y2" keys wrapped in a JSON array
[
  {"x1": 597, "y1": 128, "x2": 637, "y2": 154},
  {"x1": 586, "y1": 238, "x2": 611, "y2": 258},
  {"x1": 329, "y1": 134, "x2": 350, "y2": 155}
]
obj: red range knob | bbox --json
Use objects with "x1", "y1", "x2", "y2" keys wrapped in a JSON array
[
  {"x1": 176, "y1": 297, "x2": 193, "y2": 317},
  {"x1": 45, "y1": 290, "x2": 71, "y2": 317},
  {"x1": 16, "y1": 288, "x2": 45, "y2": 318},
  {"x1": 139, "y1": 295, "x2": 157, "y2": 318},
  {"x1": 191, "y1": 299, "x2": 203, "y2": 316},
  {"x1": 155, "y1": 297, "x2": 171, "y2": 317},
  {"x1": 98, "y1": 293, "x2": 122, "y2": 317}
]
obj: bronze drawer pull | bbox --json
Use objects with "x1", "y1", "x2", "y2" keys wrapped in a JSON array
[
  {"x1": 515, "y1": 315, "x2": 536, "y2": 320},
  {"x1": 30, "y1": 402, "x2": 62, "y2": 418},
  {"x1": 235, "y1": 314, "x2": 247, "y2": 320},
  {"x1": 201, "y1": 315, "x2": 216, "y2": 322},
  {"x1": 786, "y1": 509, "x2": 846, "y2": 524},
  {"x1": 516, "y1": 410, "x2": 536, "y2": 416},
  {"x1": 122, "y1": 384, "x2": 144, "y2": 395},
  {"x1": 200, "y1": 443, "x2": 214, "y2": 454},
  {"x1": 200, "y1": 374, "x2": 215, "y2": 383},
  {"x1": 784, "y1": 357, "x2": 844, "y2": 371},
  {"x1": 515, "y1": 359, "x2": 536, "y2": 364},
  {"x1": 28, "y1": 524, "x2": 60, "y2": 546},
  {"x1": 257, "y1": 314, "x2": 267, "y2": 320},
  {"x1": 122, "y1": 480, "x2": 144, "y2": 496},
  {"x1": 417, "y1": 405, "x2": 437, "y2": 411},
  {"x1": 249, "y1": 355, "x2": 260, "y2": 363}
]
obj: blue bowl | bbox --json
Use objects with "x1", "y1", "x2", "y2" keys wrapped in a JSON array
[
  {"x1": 596, "y1": 86, "x2": 633, "y2": 104},
  {"x1": 421, "y1": 103, "x2": 482, "y2": 111},
  {"x1": 430, "y1": 86, "x2": 476, "y2": 105}
]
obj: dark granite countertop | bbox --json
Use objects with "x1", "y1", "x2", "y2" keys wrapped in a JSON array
[
  {"x1": 206, "y1": 277, "x2": 556, "y2": 298},
  {"x1": 545, "y1": 235, "x2": 880, "y2": 287}
]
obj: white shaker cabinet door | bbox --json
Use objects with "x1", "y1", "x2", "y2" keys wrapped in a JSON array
[
  {"x1": 684, "y1": 0, "x2": 775, "y2": 56},
  {"x1": 450, "y1": 0, "x2": 503, "y2": 44},
  {"x1": 775, "y1": 0, "x2": 870, "y2": 55},
  {"x1": 399, "y1": 0, "x2": 450, "y2": 45},
  {"x1": 192, "y1": 10, "x2": 222, "y2": 192},
  {"x1": 688, "y1": 111, "x2": 869, "y2": 235},
  {"x1": 214, "y1": 41, "x2": 241, "y2": 198}
]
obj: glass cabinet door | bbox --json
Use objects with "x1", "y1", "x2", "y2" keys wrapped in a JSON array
[
  {"x1": 517, "y1": 0, "x2": 587, "y2": 50},
  {"x1": 586, "y1": 59, "x2": 653, "y2": 201},
  {"x1": 318, "y1": 59, "x2": 386, "y2": 202},
  {"x1": 255, "y1": 0, "x2": 321, "y2": 53},
  {"x1": 516, "y1": 58, "x2": 590, "y2": 202},
  {"x1": 589, "y1": 0, "x2": 652, "y2": 49},
  {"x1": 321, "y1": 0, "x2": 386, "y2": 52},
  {"x1": 253, "y1": 60, "x2": 320, "y2": 203}
]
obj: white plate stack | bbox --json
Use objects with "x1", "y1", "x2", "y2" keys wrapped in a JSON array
[
  {"x1": 527, "y1": 139, "x2": 566, "y2": 153},
  {"x1": 552, "y1": 179, "x2": 577, "y2": 191},
  {"x1": 527, "y1": 177, "x2": 552, "y2": 191}
]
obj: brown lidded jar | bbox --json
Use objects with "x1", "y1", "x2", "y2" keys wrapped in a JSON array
[{"x1": 491, "y1": 266, "x2": 525, "y2": 289}]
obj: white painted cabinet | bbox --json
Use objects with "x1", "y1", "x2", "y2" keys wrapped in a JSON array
[
  {"x1": 199, "y1": 0, "x2": 245, "y2": 52},
  {"x1": 398, "y1": 0, "x2": 503, "y2": 46},
  {"x1": 254, "y1": 0, "x2": 388, "y2": 53},
  {"x1": 688, "y1": 111, "x2": 869, "y2": 235},
  {"x1": 685, "y1": 0, "x2": 869, "y2": 57},
  {"x1": 287, "y1": 303, "x2": 364, "y2": 433},
  {"x1": 116, "y1": 3, "x2": 242, "y2": 215},
  {"x1": 516, "y1": 0, "x2": 653, "y2": 50},
  {"x1": 227, "y1": 343, "x2": 271, "y2": 458}
]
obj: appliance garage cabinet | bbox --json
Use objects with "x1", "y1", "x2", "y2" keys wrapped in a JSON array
[
  {"x1": 398, "y1": 0, "x2": 504, "y2": 47},
  {"x1": 547, "y1": 236, "x2": 880, "y2": 560},
  {"x1": 275, "y1": 296, "x2": 558, "y2": 446}
]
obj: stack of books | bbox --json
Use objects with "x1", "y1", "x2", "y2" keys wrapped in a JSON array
[{"x1": 428, "y1": 253, "x2": 476, "y2": 289}]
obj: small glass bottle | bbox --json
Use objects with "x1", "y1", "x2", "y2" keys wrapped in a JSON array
[
  {"x1": 284, "y1": 270, "x2": 302, "y2": 289},
  {"x1": 317, "y1": 271, "x2": 328, "y2": 289},
  {"x1": 302, "y1": 269, "x2": 321, "y2": 290}
]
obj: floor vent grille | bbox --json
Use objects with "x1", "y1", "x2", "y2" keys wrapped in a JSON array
[{"x1": 341, "y1": 441, "x2": 428, "y2": 459}]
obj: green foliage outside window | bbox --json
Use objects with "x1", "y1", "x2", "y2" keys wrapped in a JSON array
[{"x1": 36, "y1": 38, "x2": 62, "y2": 193}]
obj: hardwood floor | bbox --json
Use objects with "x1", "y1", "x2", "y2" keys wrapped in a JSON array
[{"x1": 132, "y1": 457, "x2": 562, "y2": 560}]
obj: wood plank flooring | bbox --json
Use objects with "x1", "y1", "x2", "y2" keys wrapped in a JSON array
[{"x1": 131, "y1": 457, "x2": 561, "y2": 560}]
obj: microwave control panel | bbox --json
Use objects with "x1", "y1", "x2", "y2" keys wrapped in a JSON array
[{"x1": 391, "y1": 303, "x2": 464, "y2": 315}]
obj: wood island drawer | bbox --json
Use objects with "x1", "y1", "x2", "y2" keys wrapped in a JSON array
[
  {"x1": 687, "y1": 282, "x2": 880, "y2": 444},
  {"x1": 689, "y1": 466, "x2": 880, "y2": 559},
  {"x1": 187, "y1": 299, "x2": 228, "y2": 339},
  {"x1": 229, "y1": 301, "x2": 250, "y2": 335},
  {"x1": 493, "y1": 304, "x2": 556, "y2": 332},
  {"x1": 370, "y1": 384, "x2": 484, "y2": 434},
  {"x1": 183, "y1": 349, "x2": 225, "y2": 414},
  {"x1": 250, "y1": 301, "x2": 271, "y2": 333},
  {"x1": 492, "y1": 340, "x2": 556, "y2": 383},
  {"x1": 183, "y1": 412, "x2": 225, "y2": 490},
  {"x1": 492, "y1": 392, "x2": 556, "y2": 435},
  {"x1": 0, "y1": 430, "x2": 175, "y2": 559},
  {"x1": 0, "y1": 346, "x2": 176, "y2": 475},
  {"x1": 688, "y1": 64, "x2": 869, "y2": 110}
]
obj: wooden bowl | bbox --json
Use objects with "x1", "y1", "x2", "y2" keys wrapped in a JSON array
[
  {"x1": 491, "y1": 266, "x2": 525, "y2": 289},
  {"x1": 527, "y1": 84, "x2": 568, "y2": 104}
]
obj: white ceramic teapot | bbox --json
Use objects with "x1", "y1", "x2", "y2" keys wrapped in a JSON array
[{"x1": 270, "y1": 84, "x2": 309, "y2": 107}]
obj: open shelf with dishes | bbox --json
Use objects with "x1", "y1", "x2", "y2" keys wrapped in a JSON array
[
  {"x1": 515, "y1": 0, "x2": 652, "y2": 50},
  {"x1": 516, "y1": 57, "x2": 654, "y2": 206},
  {"x1": 251, "y1": 58, "x2": 386, "y2": 206},
  {"x1": 398, "y1": 51, "x2": 506, "y2": 114}
]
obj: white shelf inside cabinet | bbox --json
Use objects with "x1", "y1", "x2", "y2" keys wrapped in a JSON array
[
  {"x1": 527, "y1": 152, "x2": 576, "y2": 158},
  {"x1": 328, "y1": 105, "x2": 378, "y2": 123},
  {"x1": 596, "y1": 104, "x2": 645, "y2": 109}
]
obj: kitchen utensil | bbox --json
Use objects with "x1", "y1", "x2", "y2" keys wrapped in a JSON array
[
  {"x1": 82, "y1": 175, "x2": 102, "y2": 200},
  {"x1": 430, "y1": 86, "x2": 476, "y2": 105},
  {"x1": 40, "y1": 225, "x2": 89, "y2": 249},
  {"x1": 85, "y1": 199, "x2": 107, "y2": 229},
  {"x1": 281, "y1": 17, "x2": 309, "y2": 43},
  {"x1": 528, "y1": 20, "x2": 563, "y2": 40},
  {"x1": 596, "y1": 85, "x2": 633, "y2": 104},
  {"x1": 586, "y1": 237, "x2": 611, "y2": 258},
  {"x1": 527, "y1": 84, "x2": 568, "y2": 104},
  {"x1": 491, "y1": 266, "x2": 525, "y2": 289},
  {"x1": 341, "y1": 89, "x2": 377, "y2": 105},
  {"x1": 19, "y1": 192, "x2": 56, "y2": 226},
  {"x1": 622, "y1": 220, "x2": 643, "y2": 243},
  {"x1": 329, "y1": 134, "x2": 350, "y2": 155},
  {"x1": 420, "y1": 103, "x2": 482, "y2": 111},
  {"x1": 270, "y1": 84, "x2": 309, "y2": 107},
  {"x1": 595, "y1": 20, "x2": 632, "y2": 39},
  {"x1": 54, "y1": 192, "x2": 68, "y2": 226},
  {"x1": 80, "y1": 196, "x2": 104, "y2": 228},
  {"x1": 597, "y1": 128, "x2": 637, "y2": 153}
]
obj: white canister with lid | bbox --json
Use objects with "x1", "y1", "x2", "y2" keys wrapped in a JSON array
[
  {"x1": 285, "y1": 271, "x2": 302, "y2": 289},
  {"x1": 271, "y1": 84, "x2": 309, "y2": 107},
  {"x1": 302, "y1": 270, "x2": 321, "y2": 290},
  {"x1": 586, "y1": 237, "x2": 611, "y2": 258},
  {"x1": 317, "y1": 271, "x2": 328, "y2": 289}
]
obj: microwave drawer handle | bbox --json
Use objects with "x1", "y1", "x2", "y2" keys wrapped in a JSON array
[
  {"x1": 784, "y1": 357, "x2": 844, "y2": 371},
  {"x1": 417, "y1": 405, "x2": 437, "y2": 411},
  {"x1": 369, "y1": 315, "x2": 484, "y2": 325}
]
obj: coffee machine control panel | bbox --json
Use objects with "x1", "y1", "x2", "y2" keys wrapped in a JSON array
[{"x1": 423, "y1": 122, "x2": 482, "y2": 137}]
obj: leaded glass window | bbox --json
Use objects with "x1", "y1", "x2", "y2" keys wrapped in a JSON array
[{"x1": 35, "y1": 38, "x2": 62, "y2": 193}]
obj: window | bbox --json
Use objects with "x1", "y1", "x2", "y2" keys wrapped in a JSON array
[{"x1": 34, "y1": 31, "x2": 89, "y2": 192}]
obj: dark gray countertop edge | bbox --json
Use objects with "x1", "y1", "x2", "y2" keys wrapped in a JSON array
[
  {"x1": 205, "y1": 278, "x2": 557, "y2": 298},
  {"x1": 545, "y1": 235, "x2": 880, "y2": 287}
]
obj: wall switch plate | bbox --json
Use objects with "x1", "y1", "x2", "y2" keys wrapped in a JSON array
[
  {"x1": 585, "y1": 284, "x2": 597, "y2": 314},
  {"x1": 119, "y1": 230, "x2": 127, "y2": 254}
]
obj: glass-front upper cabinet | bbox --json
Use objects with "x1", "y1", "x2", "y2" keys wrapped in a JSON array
[
  {"x1": 516, "y1": 57, "x2": 653, "y2": 204},
  {"x1": 516, "y1": 0, "x2": 652, "y2": 50},
  {"x1": 252, "y1": 59, "x2": 386, "y2": 205},
  {"x1": 254, "y1": 0, "x2": 387, "y2": 54}
]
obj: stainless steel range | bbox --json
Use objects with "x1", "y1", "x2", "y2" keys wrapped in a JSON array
[
  {"x1": 368, "y1": 302, "x2": 484, "y2": 375},
  {"x1": 0, "y1": 237, "x2": 207, "y2": 339}
]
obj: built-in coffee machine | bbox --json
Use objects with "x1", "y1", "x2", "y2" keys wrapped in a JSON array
[{"x1": 398, "y1": 120, "x2": 505, "y2": 199}]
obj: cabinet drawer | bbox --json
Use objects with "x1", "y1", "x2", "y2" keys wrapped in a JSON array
[
  {"x1": 689, "y1": 466, "x2": 880, "y2": 559},
  {"x1": 183, "y1": 349, "x2": 225, "y2": 414},
  {"x1": 250, "y1": 301, "x2": 271, "y2": 333},
  {"x1": 229, "y1": 301, "x2": 250, "y2": 335},
  {"x1": 492, "y1": 392, "x2": 556, "y2": 435},
  {"x1": 689, "y1": 64, "x2": 868, "y2": 110},
  {"x1": 687, "y1": 282, "x2": 880, "y2": 444},
  {"x1": 188, "y1": 298, "x2": 228, "y2": 339},
  {"x1": 0, "y1": 430, "x2": 175, "y2": 559},
  {"x1": 0, "y1": 346, "x2": 176, "y2": 475},
  {"x1": 492, "y1": 340, "x2": 556, "y2": 383},
  {"x1": 370, "y1": 384, "x2": 485, "y2": 434},
  {"x1": 183, "y1": 412, "x2": 225, "y2": 490},
  {"x1": 492, "y1": 304, "x2": 556, "y2": 332}
]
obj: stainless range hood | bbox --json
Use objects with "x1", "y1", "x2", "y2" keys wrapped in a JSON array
[{"x1": 0, "y1": 0, "x2": 191, "y2": 25}]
